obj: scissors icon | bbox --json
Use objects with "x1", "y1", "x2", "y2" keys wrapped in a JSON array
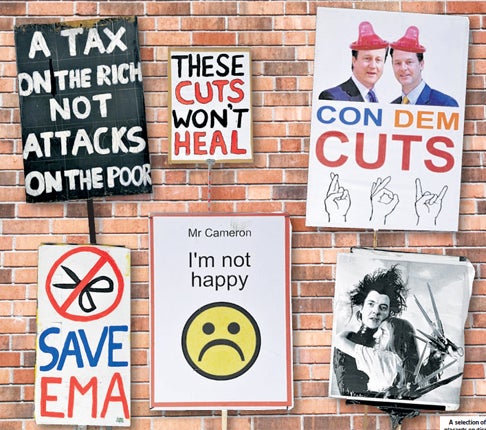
[
  {"x1": 53, "y1": 265, "x2": 114, "y2": 313},
  {"x1": 414, "y1": 282, "x2": 464, "y2": 358}
]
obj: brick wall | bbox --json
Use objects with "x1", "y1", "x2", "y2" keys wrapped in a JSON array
[{"x1": 0, "y1": 1, "x2": 485, "y2": 429}]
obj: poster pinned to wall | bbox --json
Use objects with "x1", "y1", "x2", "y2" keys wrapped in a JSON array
[
  {"x1": 306, "y1": 8, "x2": 469, "y2": 231},
  {"x1": 329, "y1": 248, "x2": 474, "y2": 411},
  {"x1": 149, "y1": 213, "x2": 292, "y2": 409},
  {"x1": 35, "y1": 244, "x2": 131, "y2": 426},
  {"x1": 168, "y1": 48, "x2": 253, "y2": 164},
  {"x1": 15, "y1": 17, "x2": 152, "y2": 202}
]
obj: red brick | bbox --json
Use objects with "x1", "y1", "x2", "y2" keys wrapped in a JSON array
[
  {"x1": 2, "y1": 1, "x2": 486, "y2": 427},
  {"x1": 0, "y1": 352, "x2": 21, "y2": 367},
  {"x1": 28, "y1": 2, "x2": 74, "y2": 15},
  {"x1": 184, "y1": 17, "x2": 226, "y2": 31},
  {"x1": 192, "y1": 2, "x2": 238, "y2": 16},
  {"x1": 193, "y1": 32, "x2": 237, "y2": 46},
  {"x1": 254, "y1": 417, "x2": 301, "y2": 430},
  {"x1": 0, "y1": 402, "x2": 33, "y2": 419},
  {"x1": 239, "y1": 31, "x2": 285, "y2": 47},
  {"x1": 0, "y1": 3, "x2": 26, "y2": 15},
  {"x1": 12, "y1": 368, "x2": 34, "y2": 384},
  {"x1": 75, "y1": 2, "x2": 97, "y2": 16},
  {"x1": 304, "y1": 415, "x2": 353, "y2": 429},
  {"x1": 99, "y1": 2, "x2": 145, "y2": 16},
  {"x1": 146, "y1": 2, "x2": 191, "y2": 16}
]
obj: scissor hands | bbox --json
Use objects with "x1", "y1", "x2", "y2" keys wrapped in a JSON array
[
  {"x1": 53, "y1": 265, "x2": 114, "y2": 313},
  {"x1": 413, "y1": 283, "x2": 463, "y2": 359}
]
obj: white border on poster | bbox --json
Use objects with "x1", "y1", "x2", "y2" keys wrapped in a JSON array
[
  {"x1": 306, "y1": 8, "x2": 469, "y2": 232},
  {"x1": 329, "y1": 249, "x2": 474, "y2": 410},
  {"x1": 35, "y1": 244, "x2": 131, "y2": 426},
  {"x1": 168, "y1": 48, "x2": 253, "y2": 164},
  {"x1": 149, "y1": 213, "x2": 293, "y2": 410}
]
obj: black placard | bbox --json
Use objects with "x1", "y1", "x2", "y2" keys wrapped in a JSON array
[{"x1": 15, "y1": 17, "x2": 152, "y2": 202}]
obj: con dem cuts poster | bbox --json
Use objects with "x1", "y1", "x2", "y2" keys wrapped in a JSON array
[
  {"x1": 329, "y1": 248, "x2": 474, "y2": 411},
  {"x1": 306, "y1": 8, "x2": 469, "y2": 231}
]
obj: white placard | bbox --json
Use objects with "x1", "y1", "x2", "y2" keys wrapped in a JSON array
[
  {"x1": 35, "y1": 244, "x2": 131, "y2": 426},
  {"x1": 150, "y1": 213, "x2": 292, "y2": 409},
  {"x1": 306, "y1": 8, "x2": 469, "y2": 231},
  {"x1": 168, "y1": 48, "x2": 253, "y2": 163}
]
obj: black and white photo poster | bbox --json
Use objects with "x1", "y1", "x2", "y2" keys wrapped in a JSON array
[{"x1": 330, "y1": 248, "x2": 474, "y2": 410}]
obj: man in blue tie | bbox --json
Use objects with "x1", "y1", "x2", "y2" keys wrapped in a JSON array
[
  {"x1": 390, "y1": 26, "x2": 458, "y2": 107},
  {"x1": 319, "y1": 21, "x2": 389, "y2": 103}
]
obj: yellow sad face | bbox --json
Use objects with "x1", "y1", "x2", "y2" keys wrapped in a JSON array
[{"x1": 182, "y1": 302, "x2": 261, "y2": 380}]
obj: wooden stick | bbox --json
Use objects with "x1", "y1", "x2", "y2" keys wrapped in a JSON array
[
  {"x1": 221, "y1": 409, "x2": 228, "y2": 430},
  {"x1": 206, "y1": 159, "x2": 215, "y2": 212},
  {"x1": 87, "y1": 198, "x2": 96, "y2": 244}
]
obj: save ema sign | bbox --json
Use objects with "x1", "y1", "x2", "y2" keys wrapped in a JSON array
[
  {"x1": 35, "y1": 244, "x2": 131, "y2": 426},
  {"x1": 168, "y1": 48, "x2": 253, "y2": 163},
  {"x1": 14, "y1": 17, "x2": 152, "y2": 203}
]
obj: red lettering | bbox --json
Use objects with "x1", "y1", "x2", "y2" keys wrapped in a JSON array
[
  {"x1": 40, "y1": 377, "x2": 64, "y2": 418},
  {"x1": 194, "y1": 82, "x2": 213, "y2": 104},
  {"x1": 68, "y1": 376, "x2": 97, "y2": 418},
  {"x1": 315, "y1": 131, "x2": 348, "y2": 167},
  {"x1": 425, "y1": 136, "x2": 455, "y2": 173},
  {"x1": 174, "y1": 131, "x2": 191, "y2": 156},
  {"x1": 100, "y1": 372, "x2": 129, "y2": 419},
  {"x1": 212, "y1": 79, "x2": 230, "y2": 102},
  {"x1": 175, "y1": 79, "x2": 245, "y2": 104},
  {"x1": 230, "y1": 130, "x2": 246, "y2": 154},
  {"x1": 175, "y1": 81, "x2": 193, "y2": 105},
  {"x1": 210, "y1": 130, "x2": 228, "y2": 155},
  {"x1": 392, "y1": 134, "x2": 423, "y2": 171},
  {"x1": 193, "y1": 132, "x2": 207, "y2": 155},
  {"x1": 228, "y1": 79, "x2": 245, "y2": 103},
  {"x1": 174, "y1": 131, "x2": 247, "y2": 157},
  {"x1": 356, "y1": 133, "x2": 387, "y2": 169},
  {"x1": 315, "y1": 130, "x2": 453, "y2": 173}
]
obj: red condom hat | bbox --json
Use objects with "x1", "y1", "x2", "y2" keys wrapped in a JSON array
[
  {"x1": 349, "y1": 21, "x2": 388, "y2": 50},
  {"x1": 390, "y1": 26, "x2": 426, "y2": 53}
]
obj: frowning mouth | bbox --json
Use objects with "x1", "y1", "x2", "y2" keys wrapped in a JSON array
[{"x1": 198, "y1": 339, "x2": 245, "y2": 361}]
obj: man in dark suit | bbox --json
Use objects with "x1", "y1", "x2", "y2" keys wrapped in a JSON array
[
  {"x1": 390, "y1": 26, "x2": 458, "y2": 107},
  {"x1": 319, "y1": 21, "x2": 389, "y2": 103}
]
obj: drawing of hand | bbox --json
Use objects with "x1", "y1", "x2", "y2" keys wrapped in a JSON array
[
  {"x1": 324, "y1": 172, "x2": 351, "y2": 222},
  {"x1": 369, "y1": 176, "x2": 399, "y2": 225},
  {"x1": 415, "y1": 178, "x2": 448, "y2": 226}
]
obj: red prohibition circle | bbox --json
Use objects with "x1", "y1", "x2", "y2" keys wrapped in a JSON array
[{"x1": 45, "y1": 246, "x2": 124, "y2": 322}]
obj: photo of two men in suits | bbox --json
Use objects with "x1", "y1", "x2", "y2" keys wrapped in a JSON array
[{"x1": 319, "y1": 21, "x2": 458, "y2": 107}]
